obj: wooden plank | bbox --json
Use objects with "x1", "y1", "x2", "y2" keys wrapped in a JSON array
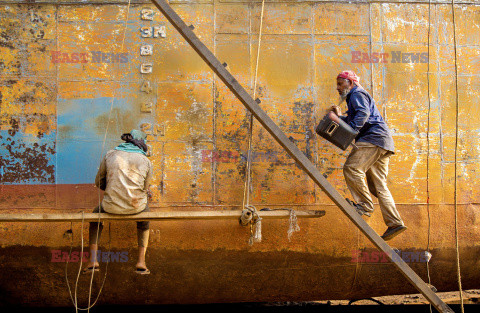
[
  {"x1": 0, "y1": 210, "x2": 325, "y2": 223},
  {"x1": 148, "y1": 1, "x2": 454, "y2": 312}
]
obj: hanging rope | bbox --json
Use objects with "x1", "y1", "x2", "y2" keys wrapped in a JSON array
[
  {"x1": 64, "y1": 1, "x2": 132, "y2": 311},
  {"x1": 254, "y1": 208, "x2": 301, "y2": 241},
  {"x1": 64, "y1": 207, "x2": 112, "y2": 311},
  {"x1": 286, "y1": 209, "x2": 300, "y2": 240},
  {"x1": 451, "y1": 0, "x2": 464, "y2": 312},
  {"x1": 240, "y1": 0, "x2": 266, "y2": 244},
  {"x1": 239, "y1": 1, "x2": 302, "y2": 244},
  {"x1": 64, "y1": 213, "x2": 109, "y2": 312},
  {"x1": 425, "y1": 1, "x2": 433, "y2": 313},
  {"x1": 242, "y1": 0, "x2": 266, "y2": 208}
]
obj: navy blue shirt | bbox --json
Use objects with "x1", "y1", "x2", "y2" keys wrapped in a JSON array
[{"x1": 340, "y1": 86, "x2": 395, "y2": 152}]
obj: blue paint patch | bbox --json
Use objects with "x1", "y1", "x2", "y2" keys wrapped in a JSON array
[
  {"x1": 1, "y1": 96, "x2": 152, "y2": 185},
  {"x1": 56, "y1": 139, "x2": 118, "y2": 185},
  {"x1": 56, "y1": 96, "x2": 150, "y2": 184}
]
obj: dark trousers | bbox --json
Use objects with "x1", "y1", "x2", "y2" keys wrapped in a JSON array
[{"x1": 89, "y1": 205, "x2": 150, "y2": 247}]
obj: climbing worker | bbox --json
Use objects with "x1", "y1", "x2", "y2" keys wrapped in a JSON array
[
  {"x1": 84, "y1": 129, "x2": 153, "y2": 275},
  {"x1": 330, "y1": 70, "x2": 407, "y2": 241}
]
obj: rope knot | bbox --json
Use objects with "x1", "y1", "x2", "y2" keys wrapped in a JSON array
[{"x1": 240, "y1": 205, "x2": 262, "y2": 245}]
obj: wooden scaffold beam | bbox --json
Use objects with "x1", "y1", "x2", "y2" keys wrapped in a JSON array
[{"x1": 0, "y1": 210, "x2": 324, "y2": 223}]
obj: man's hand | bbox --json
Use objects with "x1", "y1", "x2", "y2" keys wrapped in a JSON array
[{"x1": 330, "y1": 105, "x2": 342, "y2": 116}]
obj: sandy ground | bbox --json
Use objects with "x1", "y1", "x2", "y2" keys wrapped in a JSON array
[
  {"x1": 3, "y1": 292, "x2": 479, "y2": 313},
  {"x1": 314, "y1": 289, "x2": 480, "y2": 305}
]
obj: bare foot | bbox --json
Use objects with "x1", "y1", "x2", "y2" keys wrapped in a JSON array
[
  {"x1": 135, "y1": 262, "x2": 150, "y2": 275},
  {"x1": 135, "y1": 262, "x2": 148, "y2": 270},
  {"x1": 83, "y1": 262, "x2": 100, "y2": 274}
]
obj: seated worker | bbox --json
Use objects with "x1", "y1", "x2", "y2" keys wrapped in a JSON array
[
  {"x1": 84, "y1": 129, "x2": 153, "y2": 275},
  {"x1": 330, "y1": 70, "x2": 407, "y2": 241}
]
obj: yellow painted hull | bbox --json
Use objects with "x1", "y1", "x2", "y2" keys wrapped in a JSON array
[{"x1": 1, "y1": 0, "x2": 479, "y2": 306}]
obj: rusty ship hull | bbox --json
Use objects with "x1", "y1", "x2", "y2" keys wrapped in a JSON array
[{"x1": 1, "y1": 0, "x2": 480, "y2": 306}]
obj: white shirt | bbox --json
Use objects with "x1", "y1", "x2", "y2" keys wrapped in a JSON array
[{"x1": 95, "y1": 150, "x2": 152, "y2": 214}]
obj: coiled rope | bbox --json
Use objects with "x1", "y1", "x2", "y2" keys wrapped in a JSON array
[{"x1": 239, "y1": 205, "x2": 262, "y2": 245}]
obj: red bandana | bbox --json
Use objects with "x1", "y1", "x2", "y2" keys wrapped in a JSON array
[{"x1": 337, "y1": 70, "x2": 362, "y2": 87}]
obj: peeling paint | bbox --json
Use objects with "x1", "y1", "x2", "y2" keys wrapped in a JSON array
[
  {"x1": 0, "y1": 116, "x2": 56, "y2": 184},
  {"x1": 0, "y1": 1, "x2": 477, "y2": 207}
]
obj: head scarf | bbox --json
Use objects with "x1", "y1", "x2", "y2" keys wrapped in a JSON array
[
  {"x1": 337, "y1": 70, "x2": 362, "y2": 88},
  {"x1": 114, "y1": 129, "x2": 148, "y2": 155}
]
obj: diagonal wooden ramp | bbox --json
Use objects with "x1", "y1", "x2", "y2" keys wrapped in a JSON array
[{"x1": 148, "y1": 0, "x2": 454, "y2": 312}]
